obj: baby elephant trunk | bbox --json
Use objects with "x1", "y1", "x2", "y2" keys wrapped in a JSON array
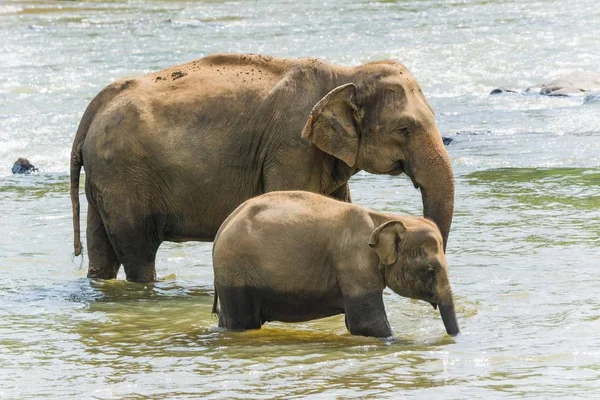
[{"x1": 438, "y1": 289, "x2": 460, "y2": 336}]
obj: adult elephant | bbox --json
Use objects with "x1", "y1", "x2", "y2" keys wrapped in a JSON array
[{"x1": 70, "y1": 54, "x2": 454, "y2": 282}]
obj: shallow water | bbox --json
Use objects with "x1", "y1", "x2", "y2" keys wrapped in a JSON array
[{"x1": 1, "y1": 0, "x2": 599, "y2": 398}]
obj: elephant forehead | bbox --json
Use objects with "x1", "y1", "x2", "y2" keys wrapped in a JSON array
[
  {"x1": 363, "y1": 84, "x2": 432, "y2": 126},
  {"x1": 405, "y1": 228, "x2": 441, "y2": 250},
  {"x1": 379, "y1": 73, "x2": 423, "y2": 94}
]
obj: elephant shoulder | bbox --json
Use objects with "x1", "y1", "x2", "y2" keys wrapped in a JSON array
[{"x1": 267, "y1": 59, "x2": 338, "y2": 98}]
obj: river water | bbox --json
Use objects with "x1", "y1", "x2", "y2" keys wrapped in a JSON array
[{"x1": 1, "y1": 0, "x2": 599, "y2": 398}]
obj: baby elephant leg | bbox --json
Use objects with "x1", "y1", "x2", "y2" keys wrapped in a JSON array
[
  {"x1": 217, "y1": 286, "x2": 262, "y2": 331},
  {"x1": 344, "y1": 292, "x2": 393, "y2": 338}
]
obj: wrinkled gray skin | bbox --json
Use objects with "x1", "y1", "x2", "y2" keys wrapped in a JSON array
[
  {"x1": 70, "y1": 54, "x2": 454, "y2": 282},
  {"x1": 12, "y1": 158, "x2": 37, "y2": 174},
  {"x1": 212, "y1": 191, "x2": 459, "y2": 338}
]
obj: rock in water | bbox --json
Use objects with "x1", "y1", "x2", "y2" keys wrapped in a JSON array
[
  {"x1": 442, "y1": 136, "x2": 454, "y2": 145},
  {"x1": 527, "y1": 72, "x2": 600, "y2": 96},
  {"x1": 490, "y1": 88, "x2": 518, "y2": 95},
  {"x1": 583, "y1": 92, "x2": 600, "y2": 104},
  {"x1": 12, "y1": 158, "x2": 38, "y2": 174}
]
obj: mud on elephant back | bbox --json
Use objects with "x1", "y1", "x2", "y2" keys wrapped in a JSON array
[{"x1": 70, "y1": 53, "x2": 455, "y2": 282}]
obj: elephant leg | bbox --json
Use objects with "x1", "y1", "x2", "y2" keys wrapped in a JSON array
[
  {"x1": 86, "y1": 204, "x2": 120, "y2": 279},
  {"x1": 120, "y1": 252, "x2": 158, "y2": 283},
  {"x1": 344, "y1": 292, "x2": 393, "y2": 338},
  {"x1": 215, "y1": 285, "x2": 262, "y2": 331},
  {"x1": 105, "y1": 221, "x2": 161, "y2": 283}
]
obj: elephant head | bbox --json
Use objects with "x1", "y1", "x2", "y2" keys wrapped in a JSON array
[
  {"x1": 301, "y1": 62, "x2": 454, "y2": 250},
  {"x1": 368, "y1": 219, "x2": 460, "y2": 336}
]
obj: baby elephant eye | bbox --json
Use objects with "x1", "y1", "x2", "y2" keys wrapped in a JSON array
[
  {"x1": 427, "y1": 267, "x2": 435, "y2": 279},
  {"x1": 420, "y1": 266, "x2": 435, "y2": 282},
  {"x1": 399, "y1": 127, "x2": 410, "y2": 136}
]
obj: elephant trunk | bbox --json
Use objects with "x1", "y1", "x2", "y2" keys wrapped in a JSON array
[
  {"x1": 421, "y1": 183, "x2": 454, "y2": 252},
  {"x1": 413, "y1": 134, "x2": 455, "y2": 251},
  {"x1": 438, "y1": 288, "x2": 460, "y2": 336}
]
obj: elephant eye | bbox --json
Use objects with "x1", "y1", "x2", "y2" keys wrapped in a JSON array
[
  {"x1": 398, "y1": 127, "x2": 410, "y2": 136},
  {"x1": 418, "y1": 265, "x2": 435, "y2": 282},
  {"x1": 427, "y1": 266, "x2": 435, "y2": 280}
]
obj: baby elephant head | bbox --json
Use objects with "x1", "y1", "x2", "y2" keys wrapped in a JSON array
[{"x1": 368, "y1": 219, "x2": 460, "y2": 336}]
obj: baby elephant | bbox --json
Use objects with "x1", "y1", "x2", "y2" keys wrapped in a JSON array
[{"x1": 212, "y1": 191, "x2": 459, "y2": 338}]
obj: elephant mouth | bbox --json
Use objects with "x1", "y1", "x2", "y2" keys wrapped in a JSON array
[
  {"x1": 386, "y1": 160, "x2": 404, "y2": 176},
  {"x1": 389, "y1": 160, "x2": 420, "y2": 189}
]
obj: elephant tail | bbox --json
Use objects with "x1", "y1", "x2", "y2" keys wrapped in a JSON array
[
  {"x1": 212, "y1": 287, "x2": 219, "y2": 316},
  {"x1": 70, "y1": 92, "x2": 100, "y2": 258},
  {"x1": 70, "y1": 79, "x2": 136, "y2": 258},
  {"x1": 70, "y1": 101, "x2": 93, "y2": 258},
  {"x1": 70, "y1": 141, "x2": 83, "y2": 257}
]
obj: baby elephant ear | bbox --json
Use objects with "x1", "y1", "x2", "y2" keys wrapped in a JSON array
[
  {"x1": 368, "y1": 220, "x2": 407, "y2": 267},
  {"x1": 301, "y1": 83, "x2": 360, "y2": 168}
]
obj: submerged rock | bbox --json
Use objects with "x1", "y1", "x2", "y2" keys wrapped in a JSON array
[
  {"x1": 441, "y1": 130, "x2": 492, "y2": 145},
  {"x1": 12, "y1": 158, "x2": 38, "y2": 174},
  {"x1": 527, "y1": 72, "x2": 600, "y2": 96},
  {"x1": 492, "y1": 72, "x2": 600, "y2": 98},
  {"x1": 583, "y1": 92, "x2": 600, "y2": 104},
  {"x1": 455, "y1": 130, "x2": 491, "y2": 136},
  {"x1": 490, "y1": 88, "x2": 518, "y2": 95}
]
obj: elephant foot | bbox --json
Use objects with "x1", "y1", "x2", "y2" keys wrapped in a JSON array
[
  {"x1": 344, "y1": 293, "x2": 393, "y2": 338},
  {"x1": 124, "y1": 263, "x2": 157, "y2": 283},
  {"x1": 214, "y1": 285, "x2": 263, "y2": 330},
  {"x1": 87, "y1": 264, "x2": 119, "y2": 280}
]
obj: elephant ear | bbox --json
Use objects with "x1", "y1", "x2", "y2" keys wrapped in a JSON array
[
  {"x1": 301, "y1": 83, "x2": 360, "y2": 167},
  {"x1": 368, "y1": 220, "x2": 407, "y2": 268}
]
